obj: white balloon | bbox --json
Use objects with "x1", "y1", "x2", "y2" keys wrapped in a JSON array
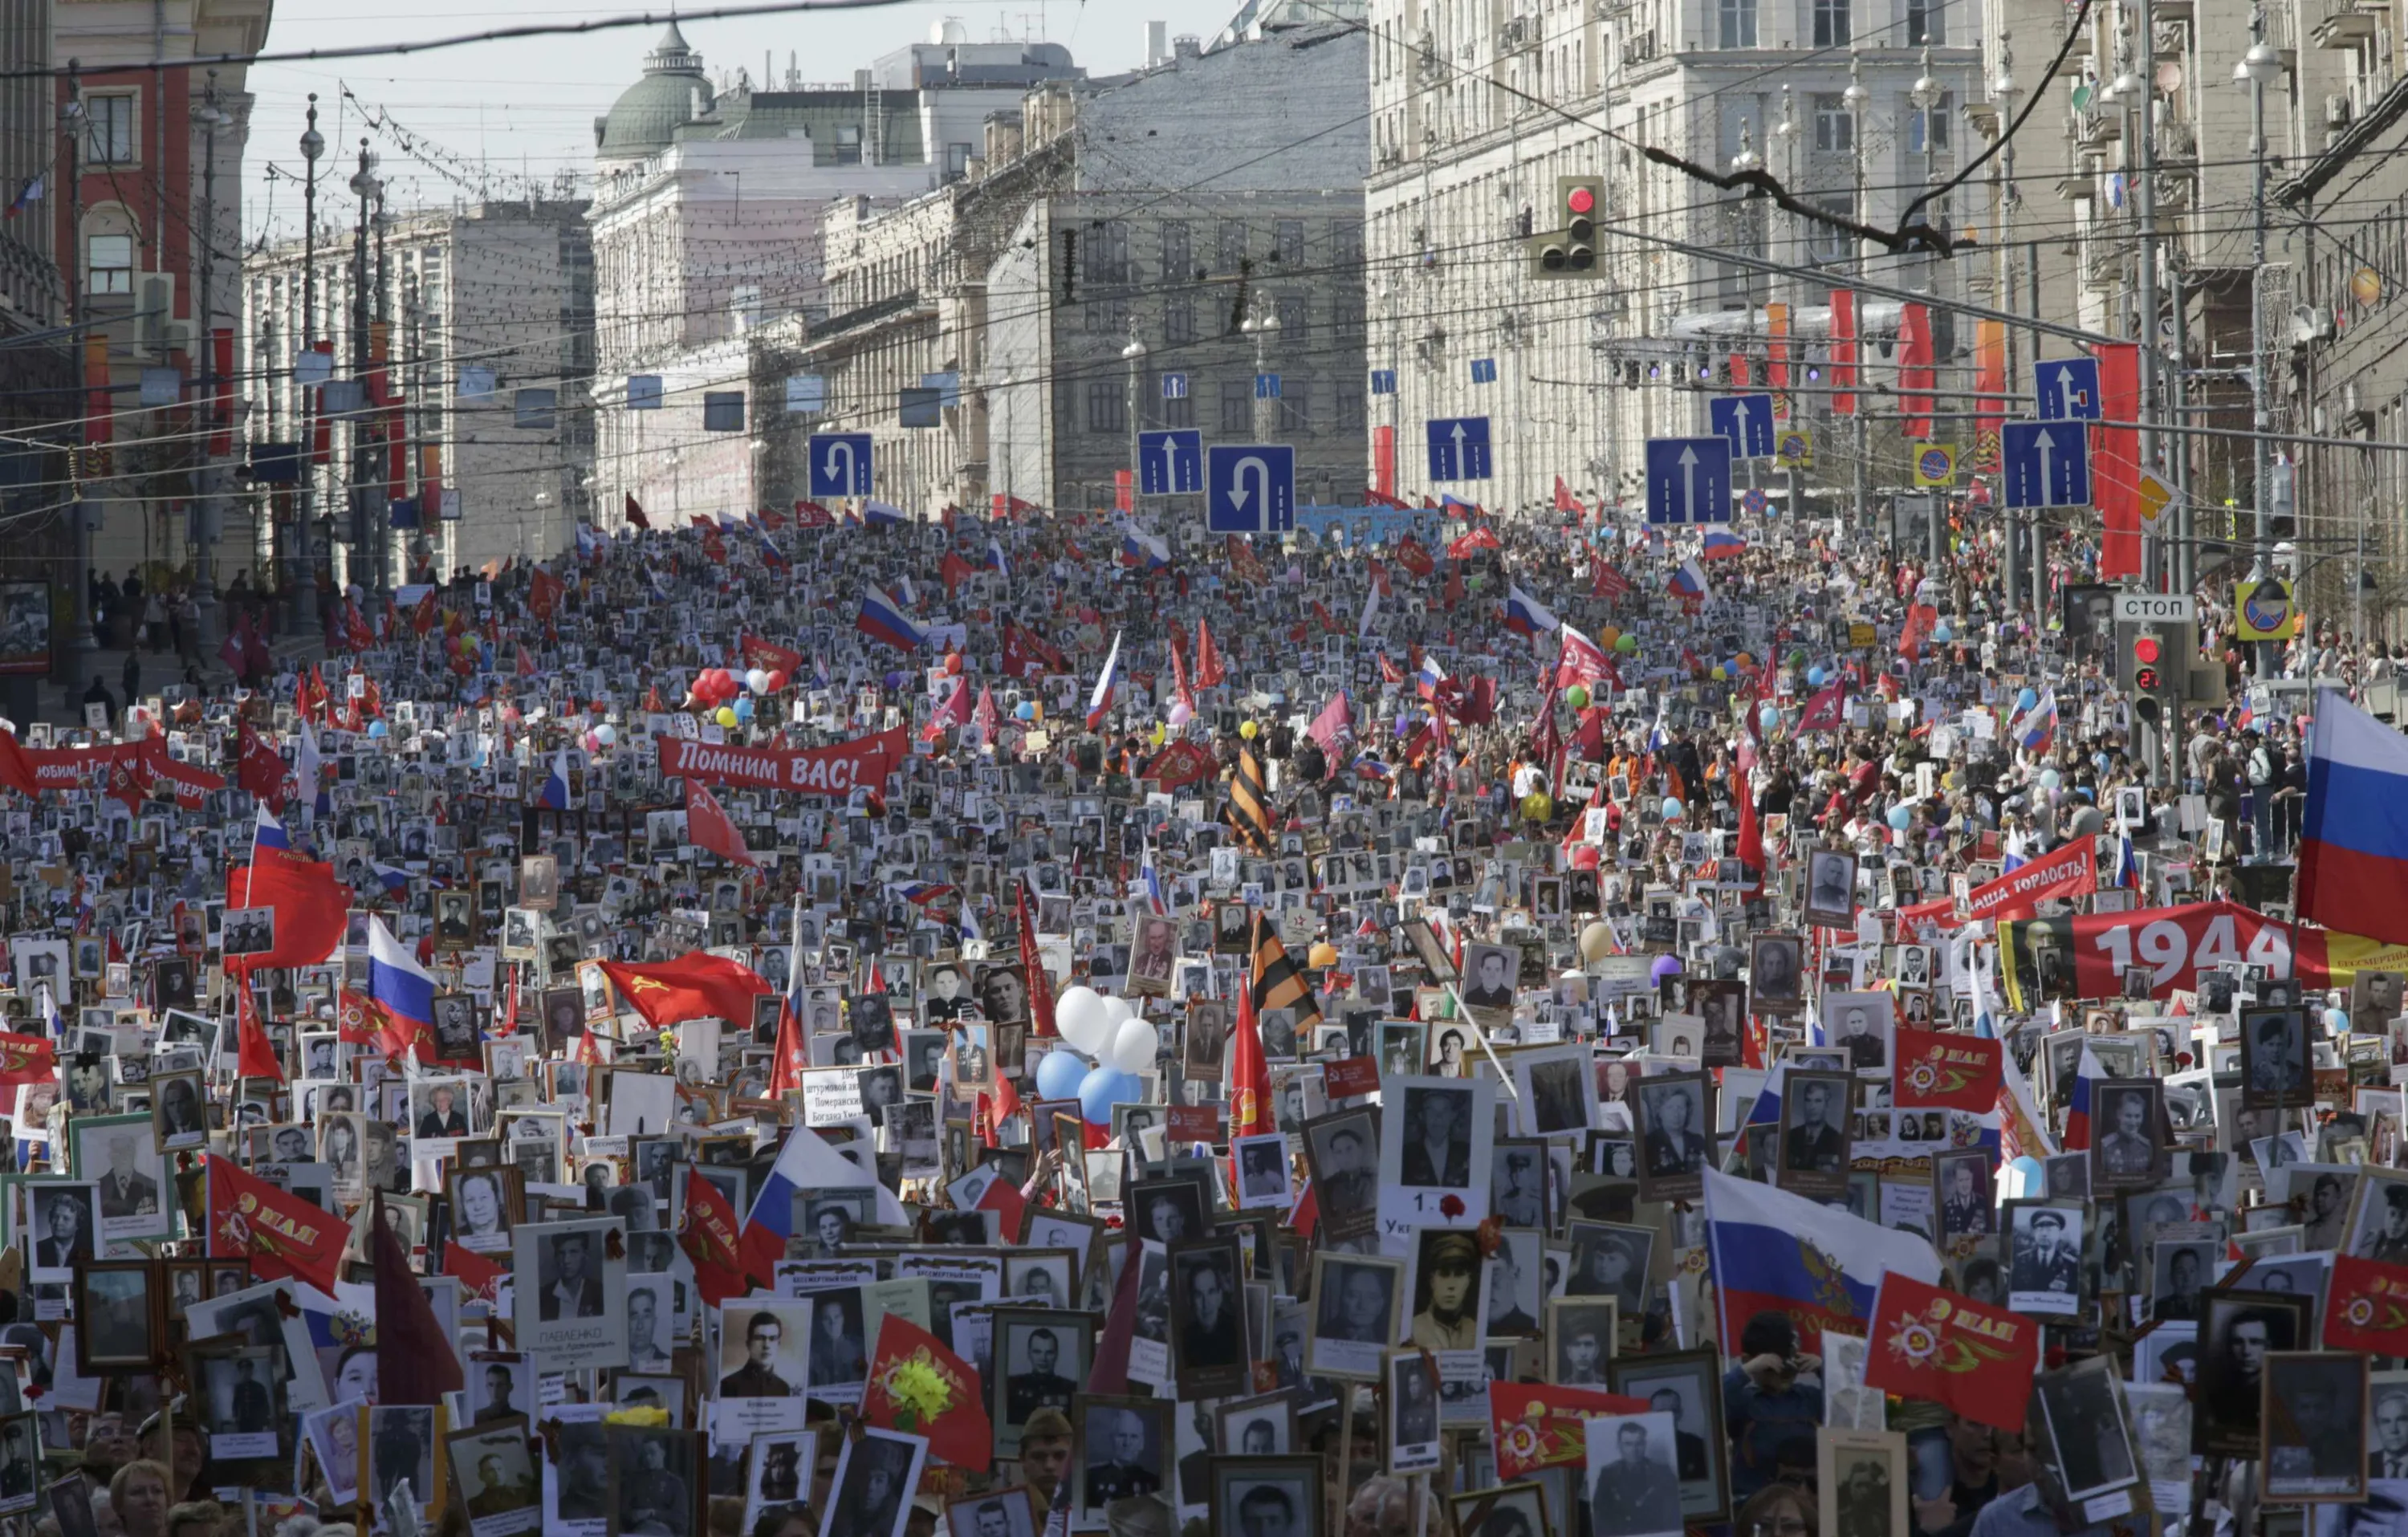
[
  {"x1": 1101, "y1": 995, "x2": 1137, "y2": 1028},
  {"x1": 1056, "y1": 986, "x2": 1110, "y2": 1051},
  {"x1": 746, "y1": 668, "x2": 771, "y2": 694},
  {"x1": 1108, "y1": 1016, "x2": 1157, "y2": 1072},
  {"x1": 594, "y1": 722, "x2": 617, "y2": 746}
]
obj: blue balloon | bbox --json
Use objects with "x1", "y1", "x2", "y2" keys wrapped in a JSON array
[
  {"x1": 1662, "y1": 797, "x2": 1684, "y2": 821},
  {"x1": 1758, "y1": 704, "x2": 1780, "y2": 732},
  {"x1": 1807, "y1": 666, "x2": 1827, "y2": 687},
  {"x1": 733, "y1": 697, "x2": 755, "y2": 721},
  {"x1": 1650, "y1": 954, "x2": 1683, "y2": 982},
  {"x1": 1078, "y1": 1066, "x2": 1141, "y2": 1125},
  {"x1": 2007, "y1": 1155, "x2": 2045, "y2": 1200},
  {"x1": 1015, "y1": 701, "x2": 1036, "y2": 721},
  {"x1": 2039, "y1": 768, "x2": 2061, "y2": 791},
  {"x1": 1035, "y1": 1050, "x2": 1089, "y2": 1101},
  {"x1": 1932, "y1": 624, "x2": 1952, "y2": 644},
  {"x1": 1887, "y1": 803, "x2": 1914, "y2": 831},
  {"x1": 366, "y1": 720, "x2": 388, "y2": 738},
  {"x1": 2328, "y1": 1007, "x2": 2351, "y2": 1034},
  {"x1": 2018, "y1": 687, "x2": 2039, "y2": 711}
]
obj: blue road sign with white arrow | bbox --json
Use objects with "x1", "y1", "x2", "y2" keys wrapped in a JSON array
[
  {"x1": 1426, "y1": 417, "x2": 1493, "y2": 481},
  {"x1": 1708, "y1": 393, "x2": 1776, "y2": 459},
  {"x1": 1137, "y1": 429, "x2": 1204, "y2": 496},
  {"x1": 2034, "y1": 358, "x2": 2102, "y2": 421},
  {"x1": 2001, "y1": 421, "x2": 2092, "y2": 508},
  {"x1": 1206, "y1": 445, "x2": 1296, "y2": 533},
  {"x1": 807, "y1": 433, "x2": 874, "y2": 497},
  {"x1": 1645, "y1": 436, "x2": 1732, "y2": 526}
]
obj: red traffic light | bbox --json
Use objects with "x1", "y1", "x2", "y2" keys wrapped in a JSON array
[
  {"x1": 2135, "y1": 665, "x2": 2162, "y2": 690},
  {"x1": 1567, "y1": 185, "x2": 1596, "y2": 215},
  {"x1": 2133, "y1": 636, "x2": 2161, "y2": 664}
]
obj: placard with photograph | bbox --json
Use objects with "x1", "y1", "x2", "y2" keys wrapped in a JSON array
[
  {"x1": 2032, "y1": 1357, "x2": 2142, "y2": 1506},
  {"x1": 1167, "y1": 1235, "x2": 1247, "y2": 1399},
  {"x1": 2003, "y1": 1201, "x2": 2085, "y2": 1317},
  {"x1": 509, "y1": 1216, "x2": 628, "y2": 1373},
  {"x1": 1301, "y1": 1108, "x2": 1381, "y2": 1238},
  {"x1": 1070, "y1": 1393, "x2": 1170, "y2": 1528},
  {"x1": 2261, "y1": 1351, "x2": 2369, "y2": 1501},
  {"x1": 1814, "y1": 1429, "x2": 1906, "y2": 1537},
  {"x1": 742, "y1": 1429, "x2": 819, "y2": 1536},
  {"x1": 1210, "y1": 1456, "x2": 1321, "y2": 1537},
  {"x1": 1774, "y1": 1070, "x2": 1852, "y2": 1200},
  {"x1": 1609, "y1": 1350, "x2": 1731, "y2": 1523},
  {"x1": 2199, "y1": 1288, "x2": 2312, "y2": 1458},
  {"x1": 446, "y1": 1413, "x2": 543, "y2": 1537},
  {"x1": 1584, "y1": 1411, "x2": 1686, "y2": 1537},
  {"x1": 989, "y1": 1307, "x2": 1094, "y2": 1460},
  {"x1": 715, "y1": 1299, "x2": 812, "y2": 1441},
  {"x1": 1630, "y1": 1071, "x2": 1714, "y2": 1204},
  {"x1": 818, "y1": 1425, "x2": 927, "y2": 1537},
  {"x1": 604, "y1": 1422, "x2": 701, "y2": 1537},
  {"x1": 1389, "y1": 1349, "x2": 1441, "y2": 1474},
  {"x1": 1308, "y1": 1251, "x2": 1401, "y2": 1380},
  {"x1": 1376, "y1": 1074, "x2": 1495, "y2": 1236}
]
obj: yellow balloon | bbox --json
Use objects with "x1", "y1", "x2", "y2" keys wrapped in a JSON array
[
  {"x1": 714, "y1": 706, "x2": 738, "y2": 727},
  {"x1": 1579, "y1": 921, "x2": 1614, "y2": 963},
  {"x1": 1521, "y1": 791, "x2": 1553, "y2": 823},
  {"x1": 1710, "y1": 665, "x2": 1727, "y2": 681},
  {"x1": 1239, "y1": 720, "x2": 1259, "y2": 740},
  {"x1": 1308, "y1": 942, "x2": 1340, "y2": 969}
]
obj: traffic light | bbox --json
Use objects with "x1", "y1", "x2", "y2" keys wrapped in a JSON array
[
  {"x1": 2131, "y1": 632, "x2": 2162, "y2": 693},
  {"x1": 1532, "y1": 176, "x2": 1605, "y2": 279}
]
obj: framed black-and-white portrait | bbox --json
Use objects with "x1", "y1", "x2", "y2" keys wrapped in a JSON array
[
  {"x1": 2004, "y1": 1200, "x2": 2085, "y2": 1317},
  {"x1": 26, "y1": 1181, "x2": 96, "y2": 1284},
  {"x1": 2261, "y1": 1351, "x2": 2369, "y2": 1502},
  {"x1": 1302, "y1": 1109, "x2": 1381, "y2": 1238},
  {"x1": 1630, "y1": 1071, "x2": 1714, "y2": 1204},
  {"x1": 1458, "y1": 943, "x2": 1520, "y2": 1023},
  {"x1": 1512, "y1": 1044, "x2": 1598, "y2": 1140},
  {"x1": 1234, "y1": 1132, "x2": 1294, "y2": 1210},
  {"x1": 1609, "y1": 1349, "x2": 1731, "y2": 1523},
  {"x1": 1450, "y1": 1483, "x2": 1548, "y2": 1537},
  {"x1": 2241, "y1": 1006, "x2": 2312, "y2": 1110},
  {"x1": 2032, "y1": 1357, "x2": 2141, "y2": 1504},
  {"x1": 1817, "y1": 992, "x2": 1893, "y2": 1073},
  {"x1": 1548, "y1": 1298, "x2": 1617, "y2": 1386},
  {"x1": 1584, "y1": 1410, "x2": 1686, "y2": 1537},
  {"x1": 1749, "y1": 935, "x2": 1804, "y2": 1011},
  {"x1": 366, "y1": 1404, "x2": 440, "y2": 1524},
  {"x1": 945, "y1": 1489, "x2": 1038, "y2": 1537},
  {"x1": 1308, "y1": 1252, "x2": 1401, "y2": 1380},
  {"x1": 1803, "y1": 851, "x2": 1858, "y2": 929},
  {"x1": 445, "y1": 1414, "x2": 542, "y2": 1537},
  {"x1": 817, "y1": 1425, "x2": 926, "y2": 1537},
  {"x1": 509, "y1": 1216, "x2": 627, "y2": 1373},
  {"x1": 1388, "y1": 1348, "x2": 1441, "y2": 1474},
  {"x1": 1377, "y1": 1075, "x2": 1495, "y2": 1233},
  {"x1": 1934, "y1": 1149, "x2": 1994, "y2": 1239},
  {"x1": 1814, "y1": 1429, "x2": 1906, "y2": 1537},
  {"x1": 1168, "y1": 1235, "x2": 1247, "y2": 1399},
  {"x1": 1216, "y1": 1392, "x2": 1299, "y2": 1461},
  {"x1": 1774, "y1": 1070, "x2": 1852, "y2": 1201},
  {"x1": 604, "y1": 1421, "x2": 702, "y2": 1537},
  {"x1": 1210, "y1": 1457, "x2": 1320, "y2": 1537},
  {"x1": 2199, "y1": 1288, "x2": 2312, "y2": 1458},
  {"x1": 990, "y1": 1308, "x2": 1094, "y2": 1459},
  {"x1": 1070, "y1": 1393, "x2": 1171, "y2": 1527},
  {"x1": 2089, "y1": 1079, "x2": 2168, "y2": 1191}
]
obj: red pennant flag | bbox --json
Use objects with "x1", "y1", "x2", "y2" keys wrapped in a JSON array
[
  {"x1": 1591, "y1": 560, "x2": 1633, "y2": 600},
  {"x1": 1861, "y1": 1273, "x2": 2037, "y2": 1432},
  {"x1": 1193, "y1": 619, "x2": 1226, "y2": 687},
  {"x1": 237, "y1": 724, "x2": 288, "y2": 810},
  {"x1": 600, "y1": 953, "x2": 773, "y2": 1030},
  {"x1": 1797, "y1": 681, "x2": 1848, "y2": 733},
  {"x1": 335, "y1": 989, "x2": 381, "y2": 1046},
  {"x1": 1487, "y1": 1384, "x2": 1653, "y2": 1479},
  {"x1": 0, "y1": 1031, "x2": 55, "y2": 1086},
  {"x1": 1016, "y1": 878, "x2": 1057, "y2": 1039},
  {"x1": 1230, "y1": 913, "x2": 1276, "y2": 1144},
  {"x1": 862, "y1": 1313, "x2": 995, "y2": 1470},
  {"x1": 1393, "y1": 538, "x2": 1434, "y2": 579},
  {"x1": 232, "y1": 966, "x2": 285, "y2": 1084},
  {"x1": 768, "y1": 997, "x2": 807, "y2": 1099},
  {"x1": 205, "y1": 1153, "x2": 346, "y2": 1295},
  {"x1": 683, "y1": 779, "x2": 759, "y2": 868},
  {"x1": 1890, "y1": 1027, "x2": 2003, "y2": 1112},
  {"x1": 372, "y1": 1189, "x2": 463, "y2": 1405},
  {"x1": 624, "y1": 492, "x2": 650, "y2": 531},
  {"x1": 441, "y1": 1238, "x2": 504, "y2": 1306},
  {"x1": 677, "y1": 1167, "x2": 753, "y2": 1307},
  {"x1": 938, "y1": 550, "x2": 975, "y2": 596}
]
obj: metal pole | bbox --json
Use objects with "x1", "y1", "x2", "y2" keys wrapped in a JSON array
[
  {"x1": 1846, "y1": 47, "x2": 1871, "y2": 531},
  {"x1": 1996, "y1": 43, "x2": 2022, "y2": 619},
  {"x1": 2028, "y1": 239, "x2": 2047, "y2": 615},
  {"x1": 295, "y1": 96, "x2": 321, "y2": 631},
  {"x1": 2133, "y1": 0, "x2": 2162, "y2": 592},
  {"x1": 2246, "y1": 17, "x2": 2279, "y2": 680},
  {"x1": 193, "y1": 71, "x2": 221, "y2": 656},
  {"x1": 1123, "y1": 324, "x2": 1145, "y2": 512},
  {"x1": 372, "y1": 182, "x2": 389, "y2": 600},
  {"x1": 63, "y1": 61, "x2": 92, "y2": 698}
]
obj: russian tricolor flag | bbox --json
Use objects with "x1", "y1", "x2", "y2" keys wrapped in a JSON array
[
  {"x1": 864, "y1": 500, "x2": 907, "y2": 526},
  {"x1": 1668, "y1": 559, "x2": 1709, "y2": 599},
  {"x1": 986, "y1": 539, "x2": 1010, "y2": 580},
  {"x1": 1503, "y1": 585, "x2": 1558, "y2": 636},
  {"x1": 2300, "y1": 689, "x2": 2408, "y2": 943},
  {"x1": 1087, "y1": 631, "x2": 1124, "y2": 730},
  {"x1": 365, "y1": 914, "x2": 437, "y2": 1043},
  {"x1": 1700, "y1": 530, "x2": 1748, "y2": 560},
  {"x1": 538, "y1": 750, "x2": 573, "y2": 810},
  {"x1": 2062, "y1": 1042, "x2": 2107, "y2": 1150},
  {"x1": 740, "y1": 1123, "x2": 910, "y2": 1283},
  {"x1": 1415, "y1": 653, "x2": 1450, "y2": 701},
  {"x1": 856, "y1": 585, "x2": 926, "y2": 651},
  {"x1": 1122, "y1": 529, "x2": 1170, "y2": 571},
  {"x1": 252, "y1": 805, "x2": 291, "y2": 852},
  {"x1": 2009, "y1": 689, "x2": 2058, "y2": 754},
  {"x1": 1702, "y1": 1169, "x2": 1941, "y2": 1354},
  {"x1": 370, "y1": 863, "x2": 414, "y2": 895}
]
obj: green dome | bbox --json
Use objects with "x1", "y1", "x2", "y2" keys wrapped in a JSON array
[{"x1": 595, "y1": 21, "x2": 710, "y2": 159}]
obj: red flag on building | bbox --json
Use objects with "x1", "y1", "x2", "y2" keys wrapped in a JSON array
[
  {"x1": 1898, "y1": 302, "x2": 1934, "y2": 440},
  {"x1": 1860, "y1": 1272, "x2": 2037, "y2": 1432}
]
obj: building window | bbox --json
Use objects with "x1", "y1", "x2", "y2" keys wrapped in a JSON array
[
  {"x1": 1219, "y1": 377, "x2": 1251, "y2": 435},
  {"x1": 1906, "y1": 0, "x2": 1943, "y2": 44},
  {"x1": 1165, "y1": 298, "x2": 1196, "y2": 347},
  {"x1": 1087, "y1": 381, "x2": 1125, "y2": 434},
  {"x1": 1161, "y1": 390, "x2": 1194, "y2": 429},
  {"x1": 87, "y1": 234, "x2": 132, "y2": 295},
  {"x1": 1091, "y1": 221, "x2": 1132, "y2": 283},
  {"x1": 947, "y1": 142, "x2": 972, "y2": 177},
  {"x1": 1332, "y1": 218, "x2": 1364, "y2": 265},
  {"x1": 1332, "y1": 294, "x2": 1365, "y2": 338},
  {"x1": 835, "y1": 124, "x2": 862, "y2": 165},
  {"x1": 1719, "y1": 0, "x2": 1757, "y2": 49},
  {"x1": 1908, "y1": 92, "x2": 1953, "y2": 153},
  {"x1": 1218, "y1": 220, "x2": 1248, "y2": 272},
  {"x1": 1812, "y1": 0, "x2": 1849, "y2": 47},
  {"x1": 1813, "y1": 93, "x2": 1853, "y2": 153},
  {"x1": 1335, "y1": 376, "x2": 1365, "y2": 430},
  {"x1": 86, "y1": 96, "x2": 134, "y2": 165},
  {"x1": 1084, "y1": 296, "x2": 1127, "y2": 335},
  {"x1": 1276, "y1": 294, "x2": 1308, "y2": 340},
  {"x1": 1161, "y1": 220, "x2": 1190, "y2": 281},
  {"x1": 1808, "y1": 197, "x2": 1854, "y2": 262},
  {"x1": 1279, "y1": 376, "x2": 1311, "y2": 435},
  {"x1": 1276, "y1": 220, "x2": 1305, "y2": 265}
]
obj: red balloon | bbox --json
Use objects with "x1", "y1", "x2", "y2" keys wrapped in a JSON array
[
  {"x1": 945, "y1": 653, "x2": 963, "y2": 677},
  {"x1": 764, "y1": 669, "x2": 790, "y2": 693}
]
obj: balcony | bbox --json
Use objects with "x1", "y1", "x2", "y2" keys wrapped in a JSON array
[{"x1": 2315, "y1": 0, "x2": 2385, "y2": 48}]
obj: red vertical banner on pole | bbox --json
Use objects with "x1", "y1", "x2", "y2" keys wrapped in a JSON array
[
  {"x1": 1114, "y1": 469, "x2": 1133, "y2": 513},
  {"x1": 1730, "y1": 353, "x2": 1751, "y2": 389},
  {"x1": 1373, "y1": 424, "x2": 1396, "y2": 497},
  {"x1": 1898, "y1": 303, "x2": 1934, "y2": 440},
  {"x1": 2094, "y1": 340, "x2": 2142, "y2": 580},
  {"x1": 1972, "y1": 320, "x2": 2006, "y2": 474},
  {"x1": 1830, "y1": 290, "x2": 1858, "y2": 417},
  {"x1": 1767, "y1": 302, "x2": 1791, "y2": 419}
]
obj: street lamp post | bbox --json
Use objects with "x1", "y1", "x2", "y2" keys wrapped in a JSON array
[
  {"x1": 61, "y1": 61, "x2": 92, "y2": 697},
  {"x1": 193, "y1": 72, "x2": 230, "y2": 655},
  {"x1": 1910, "y1": 48, "x2": 1943, "y2": 571},
  {"x1": 1243, "y1": 293, "x2": 1280, "y2": 441},
  {"x1": 348, "y1": 141, "x2": 380, "y2": 596},
  {"x1": 2240, "y1": 21, "x2": 2284, "y2": 677},
  {"x1": 1123, "y1": 323, "x2": 1146, "y2": 512},
  {"x1": 1843, "y1": 48, "x2": 1871, "y2": 533},
  {"x1": 294, "y1": 96, "x2": 323, "y2": 631}
]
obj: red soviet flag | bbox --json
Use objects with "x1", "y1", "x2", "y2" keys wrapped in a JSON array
[
  {"x1": 683, "y1": 779, "x2": 759, "y2": 868},
  {"x1": 600, "y1": 953, "x2": 772, "y2": 1029},
  {"x1": 1861, "y1": 1272, "x2": 2037, "y2": 1432},
  {"x1": 677, "y1": 1167, "x2": 751, "y2": 1307},
  {"x1": 237, "y1": 724, "x2": 287, "y2": 810},
  {"x1": 0, "y1": 1031, "x2": 53, "y2": 1086},
  {"x1": 205, "y1": 1154, "x2": 345, "y2": 1295},
  {"x1": 861, "y1": 1312, "x2": 994, "y2": 1470},
  {"x1": 2325, "y1": 1255, "x2": 2408, "y2": 1356},
  {"x1": 1891, "y1": 1027, "x2": 2003, "y2": 1112},
  {"x1": 232, "y1": 968, "x2": 285, "y2": 1084}
]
